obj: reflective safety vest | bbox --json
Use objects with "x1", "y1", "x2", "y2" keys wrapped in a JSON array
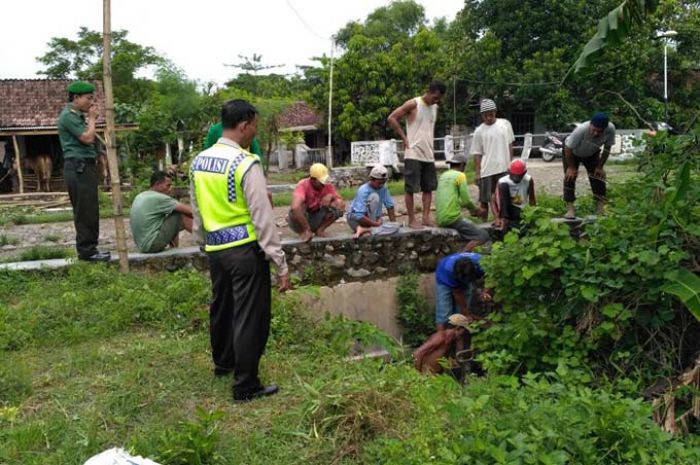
[{"x1": 191, "y1": 143, "x2": 259, "y2": 252}]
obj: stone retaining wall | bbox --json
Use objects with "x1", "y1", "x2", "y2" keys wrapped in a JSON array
[{"x1": 123, "y1": 226, "x2": 480, "y2": 287}]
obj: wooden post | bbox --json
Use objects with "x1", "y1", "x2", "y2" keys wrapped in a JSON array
[
  {"x1": 103, "y1": 0, "x2": 129, "y2": 272},
  {"x1": 12, "y1": 135, "x2": 23, "y2": 194}
]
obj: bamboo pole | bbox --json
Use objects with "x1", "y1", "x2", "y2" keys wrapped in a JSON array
[
  {"x1": 103, "y1": 0, "x2": 129, "y2": 272},
  {"x1": 12, "y1": 135, "x2": 24, "y2": 194}
]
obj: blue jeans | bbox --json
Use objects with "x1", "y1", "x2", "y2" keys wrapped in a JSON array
[
  {"x1": 347, "y1": 192, "x2": 382, "y2": 232},
  {"x1": 435, "y1": 282, "x2": 473, "y2": 325}
]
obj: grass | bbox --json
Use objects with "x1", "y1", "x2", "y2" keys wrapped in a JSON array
[
  {"x1": 0, "y1": 265, "x2": 400, "y2": 464},
  {"x1": 1, "y1": 264, "x2": 699, "y2": 464},
  {"x1": 266, "y1": 170, "x2": 307, "y2": 185},
  {"x1": 0, "y1": 234, "x2": 19, "y2": 246},
  {"x1": 1, "y1": 207, "x2": 130, "y2": 226},
  {"x1": 17, "y1": 246, "x2": 72, "y2": 262}
]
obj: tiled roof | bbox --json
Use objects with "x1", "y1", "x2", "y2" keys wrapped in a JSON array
[
  {"x1": 0, "y1": 79, "x2": 105, "y2": 129},
  {"x1": 278, "y1": 101, "x2": 321, "y2": 129}
]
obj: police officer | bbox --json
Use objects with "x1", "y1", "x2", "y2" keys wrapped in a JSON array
[
  {"x1": 190, "y1": 99, "x2": 290, "y2": 403},
  {"x1": 58, "y1": 81, "x2": 110, "y2": 261}
]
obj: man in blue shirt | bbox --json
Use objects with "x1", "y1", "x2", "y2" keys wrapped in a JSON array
[
  {"x1": 435, "y1": 252, "x2": 492, "y2": 331},
  {"x1": 347, "y1": 164, "x2": 396, "y2": 238}
]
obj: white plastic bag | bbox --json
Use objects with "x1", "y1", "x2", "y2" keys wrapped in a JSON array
[{"x1": 83, "y1": 447, "x2": 162, "y2": 465}]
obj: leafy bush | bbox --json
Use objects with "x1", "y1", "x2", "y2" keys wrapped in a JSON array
[
  {"x1": 365, "y1": 374, "x2": 700, "y2": 464},
  {"x1": 396, "y1": 273, "x2": 434, "y2": 346},
  {"x1": 475, "y1": 128, "x2": 700, "y2": 382},
  {"x1": 147, "y1": 407, "x2": 225, "y2": 465}
]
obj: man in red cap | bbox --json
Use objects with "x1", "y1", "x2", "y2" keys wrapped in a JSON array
[{"x1": 494, "y1": 159, "x2": 536, "y2": 233}]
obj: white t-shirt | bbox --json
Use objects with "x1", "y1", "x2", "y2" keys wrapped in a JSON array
[
  {"x1": 471, "y1": 118, "x2": 515, "y2": 177},
  {"x1": 405, "y1": 97, "x2": 437, "y2": 162}
]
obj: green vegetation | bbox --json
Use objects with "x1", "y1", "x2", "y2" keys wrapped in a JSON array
[
  {"x1": 475, "y1": 129, "x2": 700, "y2": 384},
  {"x1": 17, "y1": 246, "x2": 72, "y2": 262},
  {"x1": 0, "y1": 234, "x2": 18, "y2": 246},
  {"x1": 2, "y1": 262, "x2": 699, "y2": 463},
  {"x1": 396, "y1": 273, "x2": 433, "y2": 346}
]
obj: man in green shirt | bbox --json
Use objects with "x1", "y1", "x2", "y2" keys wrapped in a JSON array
[
  {"x1": 58, "y1": 81, "x2": 110, "y2": 262},
  {"x1": 204, "y1": 122, "x2": 266, "y2": 172},
  {"x1": 130, "y1": 171, "x2": 193, "y2": 253},
  {"x1": 435, "y1": 154, "x2": 489, "y2": 251}
]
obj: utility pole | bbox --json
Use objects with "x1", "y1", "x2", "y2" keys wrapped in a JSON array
[
  {"x1": 326, "y1": 39, "x2": 334, "y2": 169},
  {"x1": 103, "y1": 0, "x2": 129, "y2": 272}
]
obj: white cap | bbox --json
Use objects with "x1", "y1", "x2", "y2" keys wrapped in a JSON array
[{"x1": 369, "y1": 164, "x2": 388, "y2": 179}]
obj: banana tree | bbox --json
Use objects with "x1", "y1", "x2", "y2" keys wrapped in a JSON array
[{"x1": 562, "y1": 0, "x2": 659, "y2": 82}]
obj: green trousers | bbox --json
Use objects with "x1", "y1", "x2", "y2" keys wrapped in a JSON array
[{"x1": 63, "y1": 158, "x2": 100, "y2": 258}]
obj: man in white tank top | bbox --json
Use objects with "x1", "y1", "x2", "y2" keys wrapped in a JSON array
[{"x1": 388, "y1": 80, "x2": 446, "y2": 229}]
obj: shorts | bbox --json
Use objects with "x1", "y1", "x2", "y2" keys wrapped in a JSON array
[
  {"x1": 287, "y1": 206, "x2": 342, "y2": 233},
  {"x1": 435, "y1": 282, "x2": 474, "y2": 325},
  {"x1": 478, "y1": 171, "x2": 507, "y2": 203},
  {"x1": 144, "y1": 212, "x2": 184, "y2": 253},
  {"x1": 403, "y1": 159, "x2": 437, "y2": 194},
  {"x1": 446, "y1": 218, "x2": 489, "y2": 242}
]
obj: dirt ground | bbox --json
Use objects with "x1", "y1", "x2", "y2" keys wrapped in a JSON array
[{"x1": 0, "y1": 160, "x2": 634, "y2": 261}]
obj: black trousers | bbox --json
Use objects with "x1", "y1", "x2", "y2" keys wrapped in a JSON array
[
  {"x1": 63, "y1": 158, "x2": 100, "y2": 257},
  {"x1": 562, "y1": 151, "x2": 606, "y2": 202},
  {"x1": 207, "y1": 242, "x2": 271, "y2": 397}
]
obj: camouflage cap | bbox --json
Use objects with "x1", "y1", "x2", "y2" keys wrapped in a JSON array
[
  {"x1": 67, "y1": 81, "x2": 95, "y2": 95},
  {"x1": 448, "y1": 314, "x2": 471, "y2": 330}
]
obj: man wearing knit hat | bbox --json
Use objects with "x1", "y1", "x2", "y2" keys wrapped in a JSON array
[
  {"x1": 288, "y1": 163, "x2": 345, "y2": 241},
  {"x1": 563, "y1": 112, "x2": 615, "y2": 218},
  {"x1": 388, "y1": 80, "x2": 447, "y2": 229},
  {"x1": 346, "y1": 164, "x2": 397, "y2": 238},
  {"x1": 471, "y1": 98, "x2": 515, "y2": 222},
  {"x1": 58, "y1": 81, "x2": 110, "y2": 262}
]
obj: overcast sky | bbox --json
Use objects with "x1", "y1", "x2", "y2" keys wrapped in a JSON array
[{"x1": 0, "y1": 0, "x2": 464, "y2": 86}]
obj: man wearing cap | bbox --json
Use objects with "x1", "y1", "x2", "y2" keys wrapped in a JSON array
[
  {"x1": 190, "y1": 99, "x2": 290, "y2": 403},
  {"x1": 288, "y1": 163, "x2": 345, "y2": 241},
  {"x1": 346, "y1": 164, "x2": 397, "y2": 238},
  {"x1": 58, "y1": 81, "x2": 110, "y2": 262},
  {"x1": 563, "y1": 112, "x2": 615, "y2": 218},
  {"x1": 388, "y1": 80, "x2": 446, "y2": 229},
  {"x1": 435, "y1": 153, "x2": 488, "y2": 252},
  {"x1": 494, "y1": 159, "x2": 536, "y2": 233},
  {"x1": 413, "y1": 313, "x2": 472, "y2": 375},
  {"x1": 471, "y1": 99, "x2": 515, "y2": 222}
]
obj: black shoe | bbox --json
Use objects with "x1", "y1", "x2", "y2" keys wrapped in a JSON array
[
  {"x1": 79, "y1": 251, "x2": 111, "y2": 262},
  {"x1": 233, "y1": 384, "x2": 278, "y2": 404}
]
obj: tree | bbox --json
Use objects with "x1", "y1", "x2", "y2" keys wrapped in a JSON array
[
  {"x1": 125, "y1": 65, "x2": 218, "y2": 164},
  {"x1": 36, "y1": 27, "x2": 162, "y2": 105},
  {"x1": 307, "y1": 0, "x2": 449, "y2": 142},
  {"x1": 445, "y1": 0, "x2": 700, "y2": 130}
]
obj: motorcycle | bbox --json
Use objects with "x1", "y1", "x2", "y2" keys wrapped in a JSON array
[{"x1": 539, "y1": 132, "x2": 565, "y2": 162}]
